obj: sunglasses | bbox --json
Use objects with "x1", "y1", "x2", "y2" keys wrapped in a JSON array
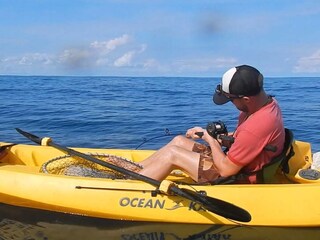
[{"x1": 215, "y1": 84, "x2": 244, "y2": 100}]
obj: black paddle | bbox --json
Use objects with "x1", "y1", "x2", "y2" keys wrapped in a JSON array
[{"x1": 16, "y1": 128, "x2": 251, "y2": 223}]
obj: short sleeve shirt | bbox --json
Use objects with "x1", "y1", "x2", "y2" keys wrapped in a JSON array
[{"x1": 227, "y1": 98, "x2": 285, "y2": 183}]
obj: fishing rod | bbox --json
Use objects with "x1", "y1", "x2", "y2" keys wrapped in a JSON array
[{"x1": 135, "y1": 128, "x2": 182, "y2": 149}]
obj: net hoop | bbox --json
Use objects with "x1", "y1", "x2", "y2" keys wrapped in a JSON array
[{"x1": 40, "y1": 153, "x2": 143, "y2": 179}]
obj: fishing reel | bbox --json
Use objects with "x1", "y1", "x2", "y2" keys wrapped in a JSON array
[
  {"x1": 195, "y1": 120, "x2": 229, "y2": 140},
  {"x1": 206, "y1": 121, "x2": 228, "y2": 139}
]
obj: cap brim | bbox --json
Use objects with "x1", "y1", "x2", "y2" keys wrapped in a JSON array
[{"x1": 213, "y1": 92, "x2": 230, "y2": 105}]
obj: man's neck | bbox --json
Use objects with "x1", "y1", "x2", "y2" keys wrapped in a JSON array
[{"x1": 247, "y1": 91, "x2": 271, "y2": 115}]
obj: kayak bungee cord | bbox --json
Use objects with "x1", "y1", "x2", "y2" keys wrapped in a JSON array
[{"x1": 16, "y1": 128, "x2": 251, "y2": 223}]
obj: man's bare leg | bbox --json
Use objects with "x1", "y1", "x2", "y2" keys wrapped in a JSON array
[
  {"x1": 139, "y1": 135, "x2": 195, "y2": 167},
  {"x1": 138, "y1": 135, "x2": 201, "y2": 181}
]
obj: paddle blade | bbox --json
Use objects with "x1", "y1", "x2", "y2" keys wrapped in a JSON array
[
  {"x1": 179, "y1": 188, "x2": 251, "y2": 222},
  {"x1": 15, "y1": 128, "x2": 42, "y2": 145}
]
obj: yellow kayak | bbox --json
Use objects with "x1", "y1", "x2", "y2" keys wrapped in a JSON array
[{"x1": 0, "y1": 129, "x2": 319, "y2": 226}]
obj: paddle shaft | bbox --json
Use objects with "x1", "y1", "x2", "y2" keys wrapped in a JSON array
[{"x1": 15, "y1": 129, "x2": 207, "y2": 201}]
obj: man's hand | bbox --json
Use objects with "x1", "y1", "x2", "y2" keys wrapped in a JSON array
[{"x1": 185, "y1": 127, "x2": 205, "y2": 139}]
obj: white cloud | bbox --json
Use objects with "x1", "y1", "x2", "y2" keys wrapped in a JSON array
[
  {"x1": 58, "y1": 35, "x2": 132, "y2": 70},
  {"x1": 113, "y1": 44, "x2": 147, "y2": 67},
  {"x1": 0, "y1": 34, "x2": 145, "y2": 73},
  {"x1": 0, "y1": 54, "x2": 55, "y2": 74},
  {"x1": 90, "y1": 34, "x2": 130, "y2": 55},
  {"x1": 34, "y1": 54, "x2": 54, "y2": 65},
  {"x1": 7, "y1": 53, "x2": 54, "y2": 66},
  {"x1": 294, "y1": 50, "x2": 320, "y2": 73},
  {"x1": 114, "y1": 51, "x2": 135, "y2": 67},
  {"x1": 1, "y1": 34, "x2": 234, "y2": 76}
]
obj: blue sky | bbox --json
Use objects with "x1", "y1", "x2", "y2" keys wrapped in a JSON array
[{"x1": 1, "y1": 0, "x2": 320, "y2": 77}]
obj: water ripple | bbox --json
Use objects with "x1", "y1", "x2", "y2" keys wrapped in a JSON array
[{"x1": 0, "y1": 76, "x2": 319, "y2": 152}]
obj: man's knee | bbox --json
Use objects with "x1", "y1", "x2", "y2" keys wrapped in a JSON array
[
  {"x1": 165, "y1": 145, "x2": 182, "y2": 165},
  {"x1": 171, "y1": 135, "x2": 187, "y2": 146}
]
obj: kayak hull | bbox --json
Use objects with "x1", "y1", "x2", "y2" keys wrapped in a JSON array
[{"x1": 0, "y1": 142, "x2": 319, "y2": 226}]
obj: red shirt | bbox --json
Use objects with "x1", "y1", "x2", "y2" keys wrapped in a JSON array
[{"x1": 227, "y1": 98, "x2": 285, "y2": 183}]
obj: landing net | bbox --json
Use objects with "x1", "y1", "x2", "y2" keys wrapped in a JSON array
[{"x1": 40, "y1": 153, "x2": 143, "y2": 179}]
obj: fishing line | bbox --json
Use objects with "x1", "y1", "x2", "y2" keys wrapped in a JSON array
[{"x1": 135, "y1": 128, "x2": 183, "y2": 149}]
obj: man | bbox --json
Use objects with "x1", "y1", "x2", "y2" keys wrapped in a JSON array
[{"x1": 138, "y1": 65, "x2": 285, "y2": 184}]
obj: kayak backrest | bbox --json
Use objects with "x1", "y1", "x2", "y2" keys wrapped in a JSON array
[
  {"x1": 211, "y1": 128, "x2": 313, "y2": 184},
  {"x1": 256, "y1": 128, "x2": 294, "y2": 183},
  {"x1": 257, "y1": 128, "x2": 313, "y2": 183}
]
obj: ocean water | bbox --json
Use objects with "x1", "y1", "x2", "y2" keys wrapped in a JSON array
[
  {"x1": 1, "y1": 76, "x2": 319, "y2": 151},
  {"x1": 0, "y1": 76, "x2": 320, "y2": 239}
]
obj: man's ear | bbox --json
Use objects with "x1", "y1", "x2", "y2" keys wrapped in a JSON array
[{"x1": 242, "y1": 96, "x2": 251, "y2": 103}]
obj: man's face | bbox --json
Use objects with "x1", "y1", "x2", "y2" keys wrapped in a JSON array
[{"x1": 231, "y1": 98, "x2": 249, "y2": 112}]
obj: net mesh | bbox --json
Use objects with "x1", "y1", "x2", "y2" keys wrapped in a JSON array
[{"x1": 40, "y1": 153, "x2": 143, "y2": 179}]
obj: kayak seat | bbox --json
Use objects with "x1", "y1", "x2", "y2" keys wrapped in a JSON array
[
  {"x1": 256, "y1": 128, "x2": 295, "y2": 183},
  {"x1": 212, "y1": 128, "x2": 295, "y2": 184}
]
